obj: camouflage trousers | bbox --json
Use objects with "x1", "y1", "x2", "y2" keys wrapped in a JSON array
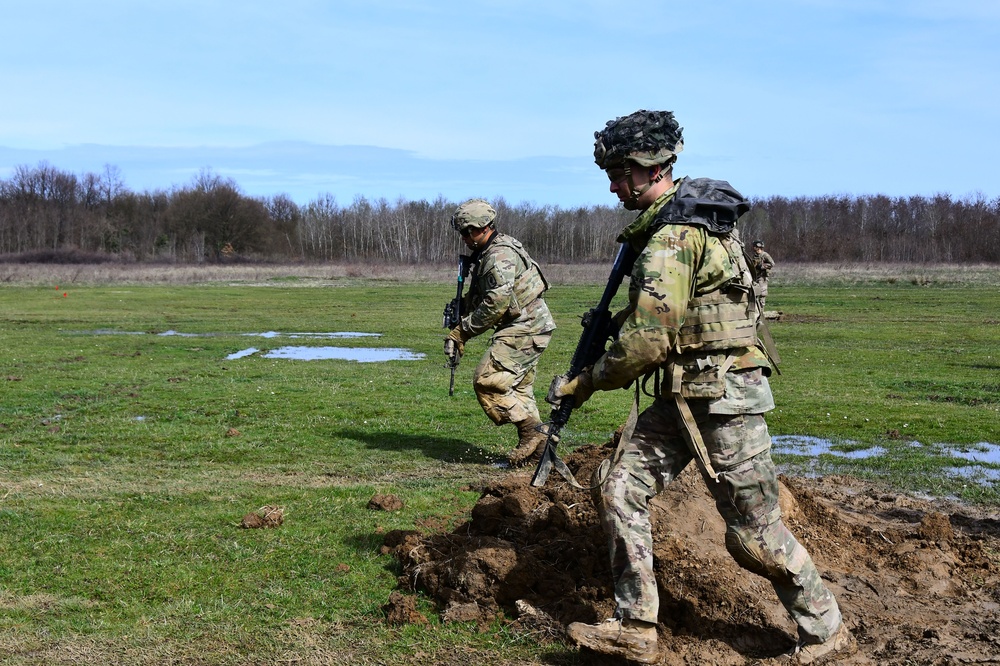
[
  {"x1": 473, "y1": 332, "x2": 551, "y2": 426},
  {"x1": 597, "y1": 393, "x2": 842, "y2": 643},
  {"x1": 754, "y1": 277, "x2": 769, "y2": 309}
]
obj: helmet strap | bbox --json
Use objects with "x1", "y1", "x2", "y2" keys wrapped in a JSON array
[
  {"x1": 622, "y1": 164, "x2": 646, "y2": 210},
  {"x1": 624, "y1": 164, "x2": 667, "y2": 210}
]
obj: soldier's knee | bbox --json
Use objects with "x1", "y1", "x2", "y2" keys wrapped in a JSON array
[{"x1": 724, "y1": 528, "x2": 794, "y2": 584}]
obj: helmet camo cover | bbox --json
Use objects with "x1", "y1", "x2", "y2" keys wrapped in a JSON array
[
  {"x1": 451, "y1": 198, "x2": 497, "y2": 232},
  {"x1": 594, "y1": 109, "x2": 684, "y2": 170}
]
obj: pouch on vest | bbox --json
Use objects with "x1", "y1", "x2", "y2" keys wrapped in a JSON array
[{"x1": 668, "y1": 354, "x2": 738, "y2": 400}]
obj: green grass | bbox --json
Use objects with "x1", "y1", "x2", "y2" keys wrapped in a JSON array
[
  {"x1": 764, "y1": 282, "x2": 1000, "y2": 501},
  {"x1": 1, "y1": 276, "x2": 998, "y2": 663}
]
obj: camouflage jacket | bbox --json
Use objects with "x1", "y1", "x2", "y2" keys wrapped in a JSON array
[
  {"x1": 592, "y1": 178, "x2": 771, "y2": 404},
  {"x1": 752, "y1": 251, "x2": 775, "y2": 279},
  {"x1": 460, "y1": 232, "x2": 555, "y2": 340}
]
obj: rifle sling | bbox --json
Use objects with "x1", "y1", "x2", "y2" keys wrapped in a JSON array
[
  {"x1": 531, "y1": 439, "x2": 604, "y2": 491},
  {"x1": 674, "y1": 393, "x2": 720, "y2": 482}
]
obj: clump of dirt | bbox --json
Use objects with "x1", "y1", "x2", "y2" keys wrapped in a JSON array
[
  {"x1": 368, "y1": 493, "x2": 404, "y2": 511},
  {"x1": 382, "y1": 590, "x2": 428, "y2": 626},
  {"x1": 384, "y1": 436, "x2": 1000, "y2": 664},
  {"x1": 240, "y1": 505, "x2": 284, "y2": 528}
]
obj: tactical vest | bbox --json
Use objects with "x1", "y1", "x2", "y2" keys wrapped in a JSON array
[
  {"x1": 647, "y1": 180, "x2": 764, "y2": 481},
  {"x1": 649, "y1": 178, "x2": 759, "y2": 356},
  {"x1": 473, "y1": 233, "x2": 549, "y2": 319}
]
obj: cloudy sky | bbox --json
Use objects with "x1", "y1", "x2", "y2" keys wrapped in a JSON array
[{"x1": 1, "y1": 0, "x2": 997, "y2": 208}]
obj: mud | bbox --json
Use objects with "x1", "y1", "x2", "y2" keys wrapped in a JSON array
[
  {"x1": 239, "y1": 505, "x2": 284, "y2": 529},
  {"x1": 383, "y1": 436, "x2": 1000, "y2": 664},
  {"x1": 368, "y1": 493, "x2": 405, "y2": 512}
]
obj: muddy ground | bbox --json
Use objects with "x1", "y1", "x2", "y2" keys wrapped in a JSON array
[{"x1": 383, "y1": 434, "x2": 1000, "y2": 665}]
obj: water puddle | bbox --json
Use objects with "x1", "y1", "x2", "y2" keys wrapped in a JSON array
[
  {"x1": 226, "y1": 346, "x2": 424, "y2": 362},
  {"x1": 939, "y1": 444, "x2": 1000, "y2": 465},
  {"x1": 772, "y1": 435, "x2": 886, "y2": 460},
  {"x1": 76, "y1": 329, "x2": 380, "y2": 339},
  {"x1": 248, "y1": 331, "x2": 379, "y2": 339},
  {"x1": 944, "y1": 466, "x2": 1000, "y2": 482},
  {"x1": 772, "y1": 434, "x2": 1000, "y2": 481},
  {"x1": 70, "y1": 329, "x2": 418, "y2": 363}
]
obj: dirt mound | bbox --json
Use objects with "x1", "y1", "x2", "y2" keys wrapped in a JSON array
[
  {"x1": 239, "y1": 505, "x2": 284, "y2": 528},
  {"x1": 384, "y1": 438, "x2": 1000, "y2": 664},
  {"x1": 368, "y1": 493, "x2": 404, "y2": 511}
]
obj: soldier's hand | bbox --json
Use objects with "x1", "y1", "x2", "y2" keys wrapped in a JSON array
[
  {"x1": 547, "y1": 369, "x2": 596, "y2": 408},
  {"x1": 444, "y1": 327, "x2": 466, "y2": 359}
]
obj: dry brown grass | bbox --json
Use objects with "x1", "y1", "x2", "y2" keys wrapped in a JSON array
[
  {"x1": 0, "y1": 261, "x2": 616, "y2": 286},
  {"x1": 1, "y1": 260, "x2": 998, "y2": 287},
  {"x1": 772, "y1": 261, "x2": 1000, "y2": 286}
]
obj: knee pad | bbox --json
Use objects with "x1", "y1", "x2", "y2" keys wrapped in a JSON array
[{"x1": 724, "y1": 529, "x2": 793, "y2": 584}]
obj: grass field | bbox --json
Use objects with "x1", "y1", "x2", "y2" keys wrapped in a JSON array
[{"x1": 1, "y1": 263, "x2": 998, "y2": 664}]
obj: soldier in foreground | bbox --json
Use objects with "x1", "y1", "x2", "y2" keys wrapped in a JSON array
[
  {"x1": 554, "y1": 111, "x2": 855, "y2": 664},
  {"x1": 443, "y1": 199, "x2": 556, "y2": 466},
  {"x1": 752, "y1": 239, "x2": 776, "y2": 309}
]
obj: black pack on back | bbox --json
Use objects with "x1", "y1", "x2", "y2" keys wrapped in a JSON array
[{"x1": 653, "y1": 177, "x2": 750, "y2": 234}]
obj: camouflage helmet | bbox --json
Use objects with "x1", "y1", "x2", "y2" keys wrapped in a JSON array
[
  {"x1": 594, "y1": 109, "x2": 684, "y2": 170},
  {"x1": 753, "y1": 240, "x2": 765, "y2": 248},
  {"x1": 450, "y1": 198, "x2": 496, "y2": 233}
]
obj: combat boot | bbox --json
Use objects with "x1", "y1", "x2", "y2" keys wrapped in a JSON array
[
  {"x1": 567, "y1": 618, "x2": 658, "y2": 664},
  {"x1": 509, "y1": 418, "x2": 546, "y2": 467},
  {"x1": 791, "y1": 622, "x2": 856, "y2": 664}
]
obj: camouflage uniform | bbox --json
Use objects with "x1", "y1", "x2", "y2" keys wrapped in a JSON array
[
  {"x1": 590, "y1": 179, "x2": 842, "y2": 645},
  {"x1": 752, "y1": 246, "x2": 775, "y2": 309},
  {"x1": 458, "y1": 232, "x2": 555, "y2": 426}
]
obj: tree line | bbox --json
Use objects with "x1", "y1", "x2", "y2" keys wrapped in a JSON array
[{"x1": 1, "y1": 161, "x2": 997, "y2": 264}]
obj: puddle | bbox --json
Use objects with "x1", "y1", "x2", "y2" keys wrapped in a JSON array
[
  {"x1": 249, "y1": 331, "x2": 379, "y2": 339},
  {"x1": 939, "y1": 444, "x2": 1000, "y2": 465},
  {"x1": 772, "y1": 434, "x2": 1000, "y2": 482},
  {"x1": 944, "y1": 466, "x2": 1000, "y2": 482},
  {"x1": 771, "y1": 435, "x2": 886, "y2": 460},
  {"x1": 227, "y1": 346, "x2": 424, "y2": 362},
  {"x1": 226, "y1": 348, "x2": 259, "y2": 360},
  {"x1": 86, "y1": 329, "x2": 147, "y2": 336},
  {"x1": 75, "y1": 329, "x2": 380, "y2": 339},
  {"x1": 73, "y1": 329, "x2": 416, "y2": 362}
]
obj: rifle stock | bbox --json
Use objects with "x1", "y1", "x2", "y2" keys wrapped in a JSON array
[{"x1": 530, "y1": 242, "x2": 639, "y2": 488}]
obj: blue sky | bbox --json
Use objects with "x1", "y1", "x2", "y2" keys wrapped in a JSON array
[{"x1": 1, "y1": 0, "x2": 997, "y2": 208}]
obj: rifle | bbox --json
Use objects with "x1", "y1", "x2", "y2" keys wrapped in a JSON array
[
  {"x1": 531, "y1": 242, "x2": 639, "y2": 488},
  {"x1": 442, "y1": 254, "x2": 472, "y2": 396}
]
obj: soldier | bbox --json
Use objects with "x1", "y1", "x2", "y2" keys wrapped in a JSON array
[
  {"x1": 752, "y1": 239, "x2": 775, "y2": 310},
  {"x1": 556, "y1": 111, "x2": 855, "y2": 664},
  {"x1": 444, "y1": 199, "x2": 556, "y2": 466}
]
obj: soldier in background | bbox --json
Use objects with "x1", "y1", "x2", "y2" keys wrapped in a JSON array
[
  {"x1": 444, "y1": 199, "x2": 556, "y2": 466},
  {"x1": 752, "y1": 239, "x2": 775, "y2": 310},
  {"x1": 555, "y1": 110, "x2": 854, "y2": 664}
]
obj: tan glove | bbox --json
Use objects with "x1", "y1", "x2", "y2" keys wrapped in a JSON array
[
  {"x1": 444, "y1": 326, "x2": 467, "y2": 360},
  {"x1": 549, "y1": 368, "x2": 596, "y2": 408}
]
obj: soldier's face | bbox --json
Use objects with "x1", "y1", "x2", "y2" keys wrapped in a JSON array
[
  {"x1": 606, "y1": 167, "x2": 634, "y2": 203},
  {"x1": 461, "y1": 226, "x2": 489, "y2": 249},
  {"x1": 608, "y1": 163, "x2": 662, "y2": 210}
]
